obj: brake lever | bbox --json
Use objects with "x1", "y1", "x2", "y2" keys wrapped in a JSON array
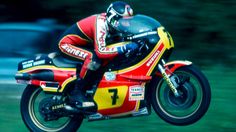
[
  {"x1": 137, "y1": 39, "x2": 149, "y2": 51},
  {"x1": 145, "y1": 43, "x2": 149, "y2": 50},
  {"x1": 125, "y1": 50, "x2": 131, "y2": 58},
  {"x1": 138, "y1": 41, "x2": 145, "y2": 51}
]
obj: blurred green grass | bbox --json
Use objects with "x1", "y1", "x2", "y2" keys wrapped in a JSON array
[{"x1": 0, "y1": 65, "x2": 236, "y2": 132}]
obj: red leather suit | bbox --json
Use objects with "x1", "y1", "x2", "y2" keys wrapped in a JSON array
[{"x1": 58, "y1": 13, "x2": 119, "y2": 79}]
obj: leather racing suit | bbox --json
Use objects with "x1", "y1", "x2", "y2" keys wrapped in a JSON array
[{"x1": 58, "y1": 13, "x2": 120, "y2": 80}]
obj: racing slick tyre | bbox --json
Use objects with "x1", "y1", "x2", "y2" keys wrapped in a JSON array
[
  {"x1": 20, "y1": 85, "x2": 83, "y2": 132},
  {"x1": 151, "y1": 65, "x2": 211, "y2": 125}
]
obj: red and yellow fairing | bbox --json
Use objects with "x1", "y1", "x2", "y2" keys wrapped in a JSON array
[
  {"x1": 16, "y1": 26, "x2": 175, "y2": 117},
  {"x1": 95, "y1": 26, "x2": 174, "y2": 116}
]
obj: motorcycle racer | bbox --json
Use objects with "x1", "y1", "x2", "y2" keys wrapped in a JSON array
[{"x1": 58, "y1": 1, "x2": 138, "y2": 112}]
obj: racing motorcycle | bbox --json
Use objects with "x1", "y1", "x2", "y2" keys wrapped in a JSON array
[{"x1": 15, "y1": 15, "x2": 211, "y2": 132}]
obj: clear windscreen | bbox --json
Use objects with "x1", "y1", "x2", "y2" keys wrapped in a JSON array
[{"x1": 117, "y1": 14, "x2": 162, "y2": 34}]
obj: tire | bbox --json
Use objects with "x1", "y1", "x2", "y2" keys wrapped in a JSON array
[
  {"x1": 20, "y1": 85, "x2": 83, "y2": 132},
  {"x1": 151, "y1": 65, "x2": 211, "y2": 125}
]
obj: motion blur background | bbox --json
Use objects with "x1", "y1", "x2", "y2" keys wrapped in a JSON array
[{"x1": 0, "y1": 0, "x2": 235, "y2": 132}]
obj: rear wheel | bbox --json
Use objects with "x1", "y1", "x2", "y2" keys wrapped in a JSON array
[
  {"x1": 20, "y1": 85, "x2": 83, "y2": 132},
  {"x1": 151, "y1": 65, "x2": 211, "y2": 125}
]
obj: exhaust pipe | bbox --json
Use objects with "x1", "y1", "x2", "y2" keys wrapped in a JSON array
[
  {"x1": 15, "y1": 71, "x2": 54, "y2": 81},
  {"x1": 15, "y1": 73, "x2": 31, "y2": 80}
]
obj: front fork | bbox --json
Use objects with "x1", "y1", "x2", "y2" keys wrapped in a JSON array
[{"x1": 158, "y1": 59, "x2": 180, "y2": 97}]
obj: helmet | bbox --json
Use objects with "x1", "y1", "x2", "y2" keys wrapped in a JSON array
[{"x1": 106, "y1": 1, "x2": 133, "y2": 30}]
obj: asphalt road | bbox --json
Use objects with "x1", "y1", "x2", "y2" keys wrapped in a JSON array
[{"x1": 0, "y1": 66, "x2": 236, "y2": 132}]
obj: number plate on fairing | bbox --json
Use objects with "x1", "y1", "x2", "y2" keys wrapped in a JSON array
[{"x1": 94, "y1": 86, "x2": 128, "y2": 110}]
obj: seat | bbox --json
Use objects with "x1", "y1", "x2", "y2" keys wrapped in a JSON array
[{"x1": 48, "y1": 52, "x2": 82, "y2": 68}]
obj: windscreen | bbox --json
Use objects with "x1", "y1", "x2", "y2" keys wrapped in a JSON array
[{"x1": 117, "y1": 14, "x2": 161, "y2": 34}]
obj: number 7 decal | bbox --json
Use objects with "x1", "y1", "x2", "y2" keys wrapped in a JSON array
[{"x1": 108, "y1": 89, "x2": 119, "y2": 105}]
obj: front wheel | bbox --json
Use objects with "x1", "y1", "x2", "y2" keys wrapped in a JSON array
[
  {"x1": 151, "y1": 65, "x2": 211, "y2": 125},
  {"x1": 20, "y1": 85, "x2": 83, "y2": 132}
]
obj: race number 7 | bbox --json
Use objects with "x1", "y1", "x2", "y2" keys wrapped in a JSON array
[{"x1": 108, "y1": 89, "x2": 119, "y2": 105}]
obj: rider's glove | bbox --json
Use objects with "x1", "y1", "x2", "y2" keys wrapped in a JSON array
[{"x1": 117, "y1": 42, "x2": 138, "y2": 55}]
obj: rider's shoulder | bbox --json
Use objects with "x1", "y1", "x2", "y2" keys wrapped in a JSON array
[{"x1": 95, "y1": 13, "x2": 106, "y2": 21}]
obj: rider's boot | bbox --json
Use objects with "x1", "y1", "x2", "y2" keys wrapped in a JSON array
[{"x1": 70, "y1": 64, "x2": 97, "y2": 114}]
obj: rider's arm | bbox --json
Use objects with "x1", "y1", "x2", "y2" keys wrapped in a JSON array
[{"x1": 94, "y1": 14, "x2": 119, "y2": 59}]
